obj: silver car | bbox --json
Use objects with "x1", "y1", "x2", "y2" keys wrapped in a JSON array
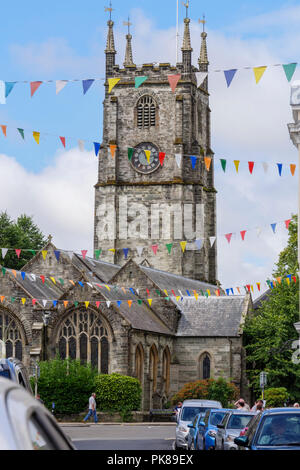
[
  {"x1": 175, "y1": 399, "x2": 222, "y2": 449},
  {"x1": 0, "y1": 377, "x2": 75, "y2": 450},
  {"x1": 215, "y1": 410, "x2": 256, "y2": 450}
]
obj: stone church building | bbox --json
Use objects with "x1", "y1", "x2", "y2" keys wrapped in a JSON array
[{"x1": 0, "y1": 14, "x2": 252, "y2": 409}]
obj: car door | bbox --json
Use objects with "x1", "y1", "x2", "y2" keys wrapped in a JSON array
[{"x1": 216, "y1": 412, "x2": 230, "y2": 450}]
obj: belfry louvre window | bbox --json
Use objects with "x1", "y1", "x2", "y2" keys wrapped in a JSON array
[{"x1": 137, "y1": 95, "x2": 156, "y2": 128}]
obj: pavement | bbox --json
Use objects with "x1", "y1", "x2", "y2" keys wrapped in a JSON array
[{"x1": 60, "y1": 422, "x2": 176, "y2": 427}]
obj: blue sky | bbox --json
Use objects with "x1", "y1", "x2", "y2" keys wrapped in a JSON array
[{"x1": 0, "y1": 0, "x2": 299, "y2": 293}]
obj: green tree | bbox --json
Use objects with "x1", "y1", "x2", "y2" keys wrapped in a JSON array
[
  {"x1": 0, "y1": 212, "x2": 46, "y2": 270},
  {"x1": 244, "y1": 215, "x2": 300, "y2": 401}
]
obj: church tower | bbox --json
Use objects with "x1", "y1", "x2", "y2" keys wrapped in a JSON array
[{"x1": 94, "y1": 9, "x2": 217, "y2": 284}]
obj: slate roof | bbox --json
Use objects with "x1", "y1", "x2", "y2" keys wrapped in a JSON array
[
  {"x1": 71, "y1": 254, "x2": 120, "y2": 283},
  {"x1": 175, "y1": 296, "x2": 247, "y2": 337},
  {"x1": 253, "y1": 289, "x2": 271, "y2": 310}
]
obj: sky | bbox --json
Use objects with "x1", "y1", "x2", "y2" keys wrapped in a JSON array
[{"x1": 0, "y1": 0, "x2": 299, "y2": 298}]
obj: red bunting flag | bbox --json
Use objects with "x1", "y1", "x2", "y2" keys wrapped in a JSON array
[
  {"x1": 292, "y1": 276, "x2": 297, "y2": 283},
  {"x1": 81, "y1": 250, "x2": 88, "y2": 259},
  {"x1": 32, "y1": 299, "x2": 37, "y2": 306},
  {"x1": 151, "y1": 244, "x2": 158, "y2": 255},
  {"x1": 40, "y1": 275, "x2": 45, "y2": 284},
  {"x1": 240, "y1": 230, "x2": 246, "y2": 241},
  {"x1": 15, "y1": 249, "x2": 21, "y2": 258},
  {"x1": 257, "y1": 282, "x2": 261, "y2": 291},
  {"x1": 146, "y1": 288, "x2": 150, "y2": 296},
  {"x1": 96, "y1": 301, "x2": 101, "y2": 308},
  {"x1": 159, "y1": 152, "x2": 166, "y2": 166},
  {"x1": 285, "y1": 219, "x2": 291, "y2": 229},
  {"x1": 225, "y1": 233, "x2": 233, "y2": 244},
  {"x1": 168, "y1": 74, "x2": 181, "y2": 93},
  {"x1": 30, "y1": 81, "x2": 43, "y2": 97},
  {"x1": 215, "y1": 289, "x2": 220, "y2": 297},
  {"x1": 248, "y1": 161, "x2": 254, "y2": 174},
  {"x1": 246, "y1": 284, "x2": 251, "y2": 292},
  {"x1": 59, "y1": 136, "x2": 66, "y2": 148}
]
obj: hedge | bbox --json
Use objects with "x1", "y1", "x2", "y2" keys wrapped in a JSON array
[
  {"x1": 94, "y1": 373, "x2": 142, "y2": 414},
  {"x1": 264, "y1": 387, "x2": 289, "y2": 408}
]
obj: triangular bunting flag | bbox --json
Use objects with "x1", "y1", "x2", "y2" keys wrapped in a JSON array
[
  {"x1": 1, "y1": 125, "x2": 7, "y2": 136},
  {"x1": 82, "y1": 79, "x2": 95, "y2": 95},
  {"x1": 56, "y1": 80, "x2": 68, "y2": 94},
  {"x1": 127, "y1": 300, "x2": 132, "y2": 308},
  {"x1": 94, "y1": 249, "x2": 102, "y2": 259},
  {"x1": 40, "y1": 275, "x2": 45, "y2": 284},
  {"x1": 54, "y1": 250, "x2": 60, "y2": 261},
  {"x1": 110, "y1": 144, "x2": 117, "y2": 158},
  {"x1": 159, "y1": 152, "x2": 166, "y2": 166},
  {"x1": 167, "y1": 74, "x2": 181, "y2": 93},
  {"x1": 190, "y1": 156, "x2": 197, "y2": 169},
  {"x1": 128, "y1": 148, "x2": 134, "y2": 161},
  {"x1": 175, "y1": 154, "x2": 182, "y2": 168},
  {"x1": 204, "y1": 157, "x2": 211, "y2": 171},
  {"x1": 42, "y1": 300, "x2": 47, "y2": 308},
  {"x1": 233, "y1": 160, "x2": 240, "y2": 173},
  {"x1": 262, "y1": 162, "x2": 269, "y2": 173},
  {"x1": 85, "y1": 301, "x2": 90, "y2": 309},
  {"x1": 5, "y1": 82, "x2": 16, "y2": 98},
  {"x1": 248, "y1": 161, "x2": 254, "y2": 174},
  {"x1": 148, "y1": 299, "x2": 152, "y2": 307},
  {"x1": 95, "y1": 301, "x2": 100, "y2": 308},
  {"x1": 180, "y1": 241, "x2": 187, "y2": 253},
  {"x1": 195, "y1": 72, "x2": 208, "y2": 88},
  {"x1": 220, "y1": 159, "x2": 226, "y2": 172},
  {"x1": 1, "y1": 248, "x2": 8, "y2": 259},
  {"x1": 63, "y1": 301, "x2": 69, "y2": 308},
  {"x1": 15, "y1": 249, "x2": 21, "y2": 258},
  {"x1": 285, "y1": 219, "x2": 291, "y2": 229},
  {"x1": 256, "y1": 282, "x2": 261, "y2": 291},
  {"x1": 282, "y1": 63, "x2": 297, "y2": 82},
  {"x1": 277, "y1": 163, "x2": 282, "y2": 176},
  {"x1": 253, "y1": 66, "x2": 267, "y2": 84},
  {"x1": 81, "y1": 250, "x2": 88, "y2": 259},
  {"x1": 33, "y1": 131, "x2": 40, "y2": 144},
  {"x1": 194, "y1": 239, "x2": 203, "y2": 250},
  {"x1": 94, "y1": 142, "x2": 101, "y2": 157},
  {"x1": 225, "y1": 233, "x2": 233, "y2": 244},
  {"x1": 21, "y1": 272, "x2": 26, "y2": 280},
  {"x1": 30, "y1": 81, "x2": 42, "y2": 97},
  {"x1": 78, "y1": 140, "x2": 85, "y2": 152},
  {"x1": 59, "y1": 136, "x2": 66, "y2": 148},
  {"x1": 135, "y1": 76, "x2": 148, "y2": 88},
  {"x1": 144, "y1": 150, "x2": 151, "y2": 163},
  {"x1": 136, "y1": 246, "x2": 144, "y2": 257},
  {"x1": 151, "y1": 244, "x2": 158, "y2": 255},
  {"x1": 224, "y1": 69, "x2": 237, "y2": 87},
  {"x1": 106, "y1": 301, "x2": 111, "y2": 308},
  {"x1": 209, "y1": 236, "x2": 216, "y2": 247},
  {"x1": 240, "y1": 230, "x2": 246, "y2": 241},
  {"x1": 166, "y1": 243, "x2": 173, "y2": 254},
  {"x1": 108, "y1": 78, "x2": 120, "y2": 94},
  {"x1": 117, "y1": 301, "x2": 122, "y2": 307},
  {"x1": 32, "y1": 299, "x2": 37, "y2": 306},
  {"x1": 123, "y1": 248, "x2": 129, "y2": 259},
  {"x1": 21, "y1": 298, "x2": 26, "y2": 305},
  {"x1": 271, "y1": 223, "x2": 277, "y2": 234},
  {"x1": 42, "y1": 250, "x2": 48, "y2": 260},
  {"x1": 17, "y1": 128, "x2": 25, "y2": 140},
  {"x1": 290, "y1": 164, "x2": 296, "y2": 176}
]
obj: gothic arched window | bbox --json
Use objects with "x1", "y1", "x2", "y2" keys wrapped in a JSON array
[
  {"x1": 199, "y1": 352, "x2": 211, "y2": 380},
  {"x1": 137, "y1": 95, "x2": 157, "y2": 129},
  {"x1": 135, "y1": 343, "x2": 144, "y2": 384},
  {"x1": 162, "y1": 347, "x2": 171, "y2": 395},
  {"x1": 0, "y1": 311, "x2": 24, "y2": 361},
  {"x1": 149, "y1": 344, "x2": 158, "y2": 392},
  {"x1": 57, "y1": 310, "x2": 110, "y2": 373}
]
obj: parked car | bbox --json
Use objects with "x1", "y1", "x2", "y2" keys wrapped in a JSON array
[
  {"x1": 215, "y1": 410, "x2": 256, "y2": 450},
  {"x1": 0, "y1": 358, "x2": 32, "y2": 394},
  {"x1": 186, "y1": 413, "x2": 201, "y2": 450},
  {"x1": 0, "y1": 377, "x2": 75, "y2": 450},
  {"x1": 175, "y1": 399, "x2": 222, "y2": 449},
  {"x1": 196, "y1": 408, "x2": 231, "y2": 450},
  {"x1": 234, "y1": 408, "x2": 300, "y2": 450}
]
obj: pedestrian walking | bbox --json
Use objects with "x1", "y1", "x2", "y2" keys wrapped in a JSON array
[
  {"x1": 293, "y1": 403, "x2": 300, "y2": 408},
  {"x1": 83, "y1": 393, "x2": 98, "y2": 423},
  {"x1": 234, "y1": 398, "x2": 250, "y2": 411},
  {"x1": 36, "y1": 394, "x2": 44, "y2": 405}
]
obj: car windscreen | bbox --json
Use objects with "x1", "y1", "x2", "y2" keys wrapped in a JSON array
[
  {"x1": 210, "y1": 411, "x2": 227, "y2": 427},
  {"x1": 255, "y1": 414, "x2": 300, "y2": 447},
  {"x1": 0, "y1": 369, "x2": 11, "y2": 379},
  {"x1": 181, "y1": 407, "x2": 211, "y2": 422},
  {"x1": 227, "y1": 414, "x2": 254, "y2": 430}
]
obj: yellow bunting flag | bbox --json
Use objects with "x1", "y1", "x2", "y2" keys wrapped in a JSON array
[
  {"x1": 144, "y1": 150, "x2": 151, "y2": 163},
  {"x1": 128, "y1": 300, "x2": 132, "y2": 308},
  {"x1": 180, "y1": 241, "x2": 187, "y2": 252},
  {"x1": 50, "y1": 277, "x2": 56, "y2": 284},
  {"x1": 204, "y1": 157, "x2": 212, "y2": 171},
  {"x1": 108, "y1": 78, "x2": 120, "y2": 93},
  {"x1": 250, "y1": 285, "x2": 254, "y2": 292},
  {"x1": 207, "y1": 289, "x2": 211, "y2": 296},
  {"x1": 286, "y1": 277, "x2": 290, "y2": 285},
  {"x1": 85, "y1": 301, "x2": 89, "y2": 309},
  {"x1": 193, "y1": 290, "x2": 198, "y2": 300},
  {"x1": 109, "y1": 248, "x2": 116, "y2": 253},
  {"x1": 42, "y1": 250, "x2": 47, "y2": 260},
  {"x1": 164, "y1": 289, "x2": 168, "y2": 296},
  {"x1": 253, "y1": 66, "x2": 267, "y2": 84},
  {"x1": 110, "y1": 144, "x2": 117, "y2": 158},
  {"x1": 105, "y1": 285, "x2": 111, "y2": 291},
  {"x1": 63, "y1": 301, "x2": 69, "y2": 308},
  {"x1": 33, "y1": 131, "x2": 40, "y2": 144},
  {"x1": 176, "y1": 296, "x2": 181, "y2": 301},
  {"x1": 21, "y1": 298, "x2": 26, "y2": 305},
  {"x1": 290, "y1": 164, "x2": 296, "y2": 176},
  {"x1": 233, "y1": 160, "x2": 240, "y2": 173},
  {"x1": 148, "y1": 299, "x2": 152, "y2": 307}
]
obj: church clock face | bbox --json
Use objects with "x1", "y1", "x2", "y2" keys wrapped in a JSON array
[{"x1": 131, "y1": 142, "x2": 160, "y2": 174}]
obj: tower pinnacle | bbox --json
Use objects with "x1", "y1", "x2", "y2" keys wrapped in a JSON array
[
  {"x1": 104, "y1": 3, "x2": 116, "y2": 76},
  {"x1": 123, "y1": 18, "x2": 135, "y2": 67},
  {"x1": 198, "y1": 16, "x2": 209, "y2": 72}
]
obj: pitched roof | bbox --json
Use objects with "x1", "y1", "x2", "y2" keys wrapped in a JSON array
[{"x1": 71, "y1": 254, "x2": 120, "y2": 283}]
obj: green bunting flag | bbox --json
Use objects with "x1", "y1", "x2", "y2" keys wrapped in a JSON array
[
  {"x1": 137, "y1": 299, "x2": 142, "y2": 305},
  {"x1": 135, "y1": 76, "x2": 148, "y2": 88},
  {"x1": 17, "y1": 128, "x2": 25, "y2": 140},
  {"x1": 166, "y1": 243, "x2": 173, "y2": 254},
  {"x1": 220, "y1": 159, "x2": 227, "y2": 172},
  {"x1": 74, "y1": 301, "x2": 79, "y2": 307},
  {"x1": 1, "y1": 267, "x2": 6, "y2": 276},
  {"x1": 282, "y1": 63, "x2": 297, "y2": 82},
  {"x1": 128, "y1": 148, "x2": 134, "y2": 161},
  {"x1": 95, "y1": 249, "x2": 102, "y2": 259}
]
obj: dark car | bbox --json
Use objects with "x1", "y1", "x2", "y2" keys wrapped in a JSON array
[
  {"x1": 234, "y1": 408, "x2": 300, "y2": 450},
  {"x1": 0, "y1": 358, "x2": 32, "y2": 394}
]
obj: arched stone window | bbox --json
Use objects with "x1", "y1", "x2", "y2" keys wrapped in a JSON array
[
  {"x1": 149, "y1": 344, "x2": 158, "y2": 392},
  {"x1": 199, "y1": 352, "x2": 211, "y2": 380},
  {"x1": 162, "y1": 347, "x2": 171, "y2": 395},
  {"x1": 135, "y1": 343, "x2": 144, "y2": 384},
  {"x1": 0, "y1": 310, "x2": 24, "y2": 361},
  {"x1": 137, "y1": 95, "x2": 157, "y2": 128},
  {"x1": 57, "y1": 310, "x2": 110, "y2": 373}
]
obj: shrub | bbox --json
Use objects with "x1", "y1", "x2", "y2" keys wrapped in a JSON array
[
  {"x1": 94, "y1": 373, "x2": 142, "y2": 416},
  {"x1": 264, "y1": 387, "x2": 289, "y2": 408},
  {"x1": 171, "y1": 378, "x2": 239, "y2": 408},
  {"x1": 32, "y1": 359, "x2": 97, "y2": 415}
]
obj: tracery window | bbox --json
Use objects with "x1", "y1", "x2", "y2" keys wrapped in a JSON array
[
  {"x1": 0, "y1": 311, "x2": 23, "y2": 361},
  {"x1": 137, "y1": 95, "x2": 157, "y2": 128},
  {"x1": 57, "y1": 310, "x2": 109, "y2": 373}
]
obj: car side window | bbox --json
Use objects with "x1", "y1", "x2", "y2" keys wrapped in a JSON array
[
  {"x1": 204, "y1": 411, "x2": 210, "y2": 426},
  {"x1": 193, "y1": 416, "x2": 198, "y2": 427},
  {"x1": 246, "y1": 414, "x2": 261, "y2": 443},
  {"x1": 28, "y1": 414, "x2": 56, "y2": 450}
]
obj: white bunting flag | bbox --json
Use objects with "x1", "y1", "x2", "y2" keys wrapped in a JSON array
[
  {"x1": 194, "y1": 239, "x2": 203, "y2": 250},
  {"x1": 175, "y1": 154, "x2": 182, "y2": 168},
  {"x1": 78, "y1": 140, "x2": 85, "y2": 152},
  {"x1": 136, "y1": 246, "x2": 144, "y2": 257},
  {"x1": 1, "y1": 248, "x2": 8, "y2": 259},
  {"x1": 42, "y1": 300, "x2": 48, "y2": 308},
  {"x1": 86, "y1": 283, "x2": 93, "y2": 288},
  {"x1": 195, "y1": 72, "x2": 208, "y2": 88},
  {"x1": 0, "y1": 81, "x2": 6, "y2": 104},
  {"x1": 30, "y1": 274, "x2": 36, "y2": 282},
  {"x1": 209, "y1": 236, "x2": 216, "y2": 247},
  {"x1": 256, "y1": 227, "x2": 262, "y2": 237},
  {"x1": 106, "y1": 301, "x2": 111, "y2": 308},
  {"x1": 67, "y1": 251, "x2": 74, "y2": 260},
  {"x1": 262, "y1": 162, "x2": 269, "y2": 173},
  {"x1": 56, "y1": 80, "x2": 68, "y2": 95}
]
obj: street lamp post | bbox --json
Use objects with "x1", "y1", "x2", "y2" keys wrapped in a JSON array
[{"x1": 288, "y1": 81, "x2": 300, "y2": 342}]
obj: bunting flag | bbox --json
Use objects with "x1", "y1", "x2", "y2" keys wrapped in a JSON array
[
  {"x1": 194, "y1": 239, "x2": 203, "y2": 250},
  {"x1": 0, "y1": 81, "x2": 5, "y2": 104},
  {"x1": 290, "y1": 164, "x2": 296, "y2": 176},
  {"x1": 1, "y1": 125, "x2": 7, "y2": 136},
  {"x1": 204, "y1": 157, "x2": 212, "y2": 171},
  {"x1": 128, "y1": 147, "x2": 134, "y2": 161},
  {"x1": 108, "y1": 78, "x2": 120, "y2": 94},
  {"x1": 59, "y1": 136, "x2": 66, "y2": 148},
  {"x1": 209, "y1": 236, "x2": 216, "y2": 247},
  {"x1": 262, "y1": 162, "x2": 269, "y2": 174},
  {"x1": 175, "y1": 154, "x2": 182, "y2": 168},
  {"x1": 270, "y1": 223, "x2": 277, "y2": 234},
  {"x1": 78, "y1": 140, "x2": 85, "y2": 152},
  {"x1": 233, "y1": 160, "x2": 240, "y2": 173},
  {"x1": 17, "y1": 128, "x2": 25, "y2": 140},
  {"x1": 54, "y1": 250, "x2": 60, "y2": 261},
  {"x1": 285, "y1": 219, "x2": 291, "y2": 229},
  {"x1": 220, "y1": 159, "x2": 227, "y2": 172},
  {"x1": 81, "y1": 250, "x2": 88, "y2": 260},
  {"x1": 95, "y1": 249, "x2": 102, "y2": 259},
  {"x1": 240, "y1": 230, "x2": 247, "y2": 241},
  {"x1": 56, "y1": 80, "x2": 68, "y2": 95},
  {"x1": 159, "y1": 152, "x2": 166, "y2": 166},
  {"x1": 15, "y1": 249, "x2": 21, "y2": 258},
  {"x1": 148, "y1": 299, "x2": 152, "y2": 307},
  {"x1": 225, "y1": 233, "x2": 233, "y2": 244},
  {"x1": 123, "y1": 248, "x2": 129, "y2": 259},
  {"x1": 128, "y1": 300, "x2": 132, "y2": 308},
  {"x1": 30, "y1": 81, "x2": 42, "y2": 97},
  {"x1": 248, "y1": 162, "x2": 254, "y2": 174},
  {"x1": 282, "y1": 63, "x2": 297, "y2": 82},
  {"x1": 253, "y1": 66, "x2": 267, "y2": 84},
  {"x1": 1, "y1": 249, "x2": 8, "y2": 259},
  {"x1": 135, "y1": 76, "x2": 148, "y2": 88},
  {"x1": 144, "y1": 150, "x2": 151, "y2": 163},
  {"x1": 5, "y1": 82, "x2": 16, "y2": 98},
  {"x1": 167, "y1": 74, "x2": 181, "y2": 93},
  {"x1": 277, "y1": 163, "x2": 283, "y2": 176},
  {"x1": 110, "y1": 144, "x2": 117, "y2": 158},
  {"x1": 190, "y1": 156, "x2": 197, "y2": 169},
  {"x1": 151, "y1": 244, "x2": 158, "y2": 255},
  {"x1": 195, "y1": 72, "x2": 208, "y2": 88},
  {"x1": 224, "y1": 69, "x2": 237, "y2": 88},
  {"x1": 180, "y1": 241, "x2": 187, "y2": 253},
  {"x1": 82, "y1": 79, "x2": 95, "y2": 95},
  {"x1": 42, "y1": 250, "x2": 47, "y2": 260},
  {"x1": 166, "y1": 243, "x2": 173, "y2": 254},
  {"x1": 94, "y1": 142, "x2": 101, "y2": 157},
  {"x1": 33, "y1": 131, "x2": 40, "y2": 144}
]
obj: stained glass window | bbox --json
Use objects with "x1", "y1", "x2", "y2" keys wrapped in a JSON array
[{"x1": 0, "y1": 310, "x2": 24, "y2": 359}]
